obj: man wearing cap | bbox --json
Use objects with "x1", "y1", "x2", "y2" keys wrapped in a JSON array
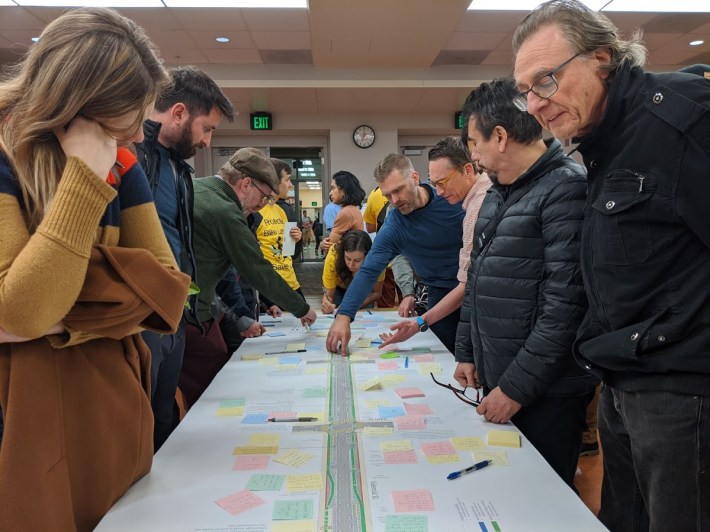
[{"x1": 179, "y1": 148, "x2": 317, "y2": 407}]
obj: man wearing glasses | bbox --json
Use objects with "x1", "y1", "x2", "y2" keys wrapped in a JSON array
[
  {"x1": 513, "y1": 2, "x2": 710, "y2": 530},
  {"x1": 180, "y1": 148, "x2": 317, "y2": 408},
  {"x1": 454, "y1": 78, "x2": 595, "y2": 489},
  {"x1": 379, "y1": 136, "x2": 491, "y2": 350}
]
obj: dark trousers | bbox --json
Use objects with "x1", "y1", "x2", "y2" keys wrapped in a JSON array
[
  {"x1": 179, "y1": 320, "x2": 228, "y2": 409},
  {"x1": 598, "y1": 386, "x2": 710, "y2": 532},
  {"x1": 427, "y1": 285, "x2": 460, "y2": 354},
  {"x1": 142, "y1": 321, "x2": 185, "y2": 452},
  {"x1": 376, "y1": 267, "x2": 401, "y2": 308},
  {"x1": 511, "y1": 393, "x2": 591, "y2": 487}
]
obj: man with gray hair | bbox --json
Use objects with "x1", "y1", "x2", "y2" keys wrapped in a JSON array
[
  {"x1": 513, "y1": 1, "x2": 710, "y2": 529},
  {"x1": 326, "y1": 153, "x2": 464, "y2": 355},
  {"x1": 179, "y1": 148, "x2": 317, "y2": 407}
]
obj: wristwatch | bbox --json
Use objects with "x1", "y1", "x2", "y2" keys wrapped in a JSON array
[{"x1": 416, "y1": 316, "x2": 429, "y2": 332}]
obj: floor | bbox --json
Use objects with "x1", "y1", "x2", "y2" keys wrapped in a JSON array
[{"x1": 293, "y1": 259, "x2": 603, "y2": 517}]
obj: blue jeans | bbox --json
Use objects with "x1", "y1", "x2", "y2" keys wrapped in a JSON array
[
  {"x1": 598, "y1": 385, "x2": 710, "y2": 532},
  {"x1": 142, "y1": 321, "x2": 186, "y2": 453}
]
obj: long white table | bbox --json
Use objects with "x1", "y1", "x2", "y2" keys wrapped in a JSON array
[{"x1": 97, "y1": 311, "x2": 607, "y2": 532}]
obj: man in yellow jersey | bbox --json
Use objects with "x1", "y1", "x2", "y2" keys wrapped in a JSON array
[{"x1": 254, "y1": 159, "x2": 306, "y2": 312}]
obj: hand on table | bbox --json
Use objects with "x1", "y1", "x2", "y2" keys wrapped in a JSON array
[
  {"x1": 240, "y1": 321, "x2": 266, "y2": 338},
  {"x1": 379, "y1": 319, "x2": 418, "y2": 348},
  {"x1": 267, "y1": 305, "x2": 282, "y2": 318},
  {"x1": 326, "y1": 314, "x2": 351, "y2": 356},
  {"x1": 321, "y1": 297, "x2": 337, "y2": 314},
  {"x1": 300, "y1": 308, "x2": 317, "y2": 327}
]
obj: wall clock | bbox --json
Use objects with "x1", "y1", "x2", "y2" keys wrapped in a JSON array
[{"x1": 353, "y1": 124, "x2": 375, "y2": 149}]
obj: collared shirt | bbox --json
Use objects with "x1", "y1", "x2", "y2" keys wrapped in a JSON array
[{"x1": 457, "y1": 173, "x2": 492, "y2": 283}]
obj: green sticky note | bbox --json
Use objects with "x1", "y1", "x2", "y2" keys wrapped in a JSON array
[
  {"x1": 380, "y1": 352, "x2": 400, "y2": 359},
  {"x1": 272, "y1": 499, "x2": 314, "y2": 520},
  {"x1": 246, "y1": 473, "x2": 285, "y2": 491},
  {"x1": 219, "y1": 398, "x2": 246, "y2": 408},
  {"x1": 385, "y1": 514, "x2": 428, "y2": 532},
  {"x1": 303, "y1": 387, "x2": 328, "y2": 399}
]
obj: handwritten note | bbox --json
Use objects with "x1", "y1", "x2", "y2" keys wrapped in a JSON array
[
  {"x1": 383, "y1": 449, "x2": 419, "y2": 464},
  {"x1": 247, "y1": 433, "x2": 281, "y2": 447},
  {"x1": 273, "y1": 450, "x2": 315, "y2": 467},
  {"x1": 241, "y1": 413, "x2": 268, "y2": 424},
  {"x1": 272, "y1": 499, "x2": 315, "y2": 520},
  {"x1": 355, "y1": 338, "x2": 372, "y2": 348},
  {"x1": 377, "y1": 361, "x2": 399, "y2": 371},
  {"x1": 394, "y1": 415, "x2": 426, "y2": 430},
  {"x1": 365, "y1": 399, "x2": 391, "y2": 408},
  {"x1": 233, "y1": 445, "x2": 279, "y2": 455},
  {"x1": 240, "y1": 353, "x2": 263, "y2": 361},
  {"x1": 404, "y1": 403, "x2": 433, "y2": 416},
  {"x1": 286, "y1": 473, "x2": 323, "y2": 493},
  {"x1": 418, "y1": 363, "x2": 442, "y2": 375},
  {"x1": 380, "y1": 439, "x2": 413, "y2": 452},
  {"x1": 474, "y1": 450, "x2": 510, "y2": 466},
  {"x1": 425, "y1": 454, "x2": 460, "y2": 464},
  {"x1": 391, "y1": 489, "x2": 435, "y2": 512},
  {"x1": 359, "y1": 377, "x2": 382, "y2": 391},
  {"x1": 363, "y1": 426, "x2": 394, "y2": 437},
  {"x1": 286, "y1": 342, "x2": 306, "y2": 352},
  {"x1": 214, "y1": 490, "x2": 265, "y2": 516},
  {"x1": 232, "y1": 455, "x2": 270, "y2": 471},
  {"x1": 272, "y1": 520, "x2": 316, "y2": 532},
  {"x1": 385, "y1": 514, "x2": 428, "y2": 532},
  {"x1": 378, "y1": 406, "x2": 406, "y2": 419},
  {"x1": 216, "y1": 406, "x2": 244, "y2": 417},
  {"x1": 421, "y1": 441, "x2": 457, "y2": 457},
  {"x1": 246, "y1": 473, "x2": 285, "y2": 491},
  {"x1": 413, "y1": 354, "x2": 434, "y2": 363},
  {"x1": 450, "y1": 436, "x2": 486, "y2": 451},
  {"x1": 395, "y1": 388, "x2": 425, "y2": 399}
]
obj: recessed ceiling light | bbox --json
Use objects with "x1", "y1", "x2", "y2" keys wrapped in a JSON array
[
  {"x1": 215, "y1": 37, "x2": 230, "y2": 43},
  {"x1": 689, "y1": 40, "x2": 704, "y2": 46},
  {"x1": 31, "y1": 37, "x2": 40, "y2": 43}
]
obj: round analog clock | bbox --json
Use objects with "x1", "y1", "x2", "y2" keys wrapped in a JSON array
[{"x1": 353, "y1": 124, "x2": 375, "y2": 149}]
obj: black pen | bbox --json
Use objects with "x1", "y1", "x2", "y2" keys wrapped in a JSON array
[
  {"x1": 267, "y1": 417, "x2": 318, "y2": 422},
  {"x1": 447, "y1": 459, "x2": 492, "y2": 480},
  {"x1": 265, "y1": 349, "x2": 307, "y2": 355}
]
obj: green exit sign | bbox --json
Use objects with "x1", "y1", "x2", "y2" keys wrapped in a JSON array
[
  {"x1": 454, "y1": 111, "x2": 464, "y2": 130},
  {"x1": 250, "y1": 112, "x2": 272, "y2": 130}
]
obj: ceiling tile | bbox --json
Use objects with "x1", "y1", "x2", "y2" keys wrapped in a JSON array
[
  {"x1": 251, "y1": 30, "x2": 310, "y2": 49},
  {"x1": 260, "y1": 49, "x2": 312, "y2": 65},
  {"x1": 188, "y1": 30, "x2": 256, "y2": 49},
  {"x1": 0, "y1": 7, "x2": 45, "y2": 30},
  {"x1": 480, "y1": 49, "x2": 516, "y2": 66},
  {"x1": 444, "y1": 32, "x2": 508, "y2": 50},
  {"x1": 202, "y1": 48, "x2": 263, "y2": 64},
  {"x1": 169, "y1": 7, "x2": 247, "y2": 31},
  {"x1": 242, "y1": 8, "x2": 309, "y2": 31},
  {"x1": 432, "y1": 50, "x2": 489, "y2": 66},
  {"x1": 455, "y1": 10, "x2": 527, "y2": 33},
  {"x1": 641, "y1": 32, "x2": 684, "y2": 50},
  {"x1": 642, "y1": 13, "x2": 710, "y2": 33}
]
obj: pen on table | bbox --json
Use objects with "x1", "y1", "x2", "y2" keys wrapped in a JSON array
[
  {"x1": 447, "y1": 459, "x2": 492, "y2": 480},
  {"x1": 404, "y1": 356, "x2": 409, "y2": 368},
  {"x1": 264, "y1": 349, "x2": 307, "y2": 355},
  {"x1": 267, "y1": 417, "x2": 318, "y2": 422},
  {"x1": 367, "y1": 310, "x2": 372, "y2": 315}
]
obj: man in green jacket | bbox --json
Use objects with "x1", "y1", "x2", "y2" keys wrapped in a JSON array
[{"x1": 179, "y1": 148, "x2": 317, "y2": 407}]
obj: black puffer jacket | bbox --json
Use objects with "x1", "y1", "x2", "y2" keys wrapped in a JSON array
[{"x1": 455, "y1": 140, "x2": 596, "y2": 406}]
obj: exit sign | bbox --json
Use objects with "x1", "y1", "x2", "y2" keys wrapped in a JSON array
[
  {"x1": 250, "y1": 112, "x2": 272, "y2": 130},
  {"x1": 454, "y1": 111, "x2": 465, "y2": 130}
]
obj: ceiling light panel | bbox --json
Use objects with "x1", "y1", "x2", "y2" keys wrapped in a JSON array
[
  {"x1": 164, "y1": 0, "x2": 307, "y2": 7},
  {"x1": 14, "y1": 0, "x2": 163, "y2": 5}
]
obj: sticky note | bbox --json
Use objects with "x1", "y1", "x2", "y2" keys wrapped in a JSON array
[
  {"x1": 450, "y1": 437, "x2": 485, "y2": 451},
  {"x1": 303, "y1": 387, "x2": 328, "y2": 398},
  {"x1": 247, "y1": 433, "x2": 281, "y2": 447},
  {"x1": 273, "y1": 499, "x2": 315, "y2": 520},
  {"x1": 271, "y1": 520, "x2": 316, "y2": 532},
  {"x1": 385, "y1": 514, "x2": 428, "y2": 532},
  {"x1": 377, "y1": 361, "x2": 398, "y2": 371},
  {"x1": 241, "y1": 413, "x2": 268, "y2": 424},
  {"x1": 363, "y1": 426, "x2": 394, "y2": 437},
  {"x1": 380, "y1": 352, "x2": 400, "y2": 359},
  {"x1": 487, "y1": 430, "x2": 521, "y2": 448},
  {"x1": 380, "y1": 375, "x2": 406, "y2": 386},
  {"x1": 426, "y1": 454, "x2": 460, "y2": 464},
  {"x1": 349, "y1": 355, "x2": 370, "y2": 362},
  {"x1": 286, "y1": 342, "x2": 306, "y2": 352},
  {"x1": 286, "y1": 473, "x2": 323, "y2": 493},
  {"x1": 269, "y1": 411, "x2": 298, "y2": 420},
  {"x1": 266, "y1": 331, "x2": 287, "y2": 337},
  {"x1": 418, "y1": 363, "x2": 442, "y2": 375},
  {"x1": 420, "y1": 441, "x2": 457, "y2": 457},
  {"x1": 241, "y1": 353, "x2": 263, "y2": 360},
  {"x1": 365, "y1": 399, "x2": 391, "y2": 408},
  {"x1": 383, "y1": 449, "x2": 418, "y2": 464},
  {"x1": 391, "y1": 489, "x2": 435, "y2": 513},
  {"x1": 380, "y1": 439, "x2": 413, "y2": 452},
  {"x1": 272, "y1": 450, "x2": 315, "y2": 467},
  {"x1": 215, "y1": 490, "x2": 265, "y2": 516},
  {"x1": 279, "y1": 356, "x2": 301, "y2": 365},
  {"x1": 233, "y1": 446, "x2": 279, "y2": 455},
  {"x1": 355, "y1": 338, "x2": 372, "y2": 348},
  {"x1": 298, "y1": 411, "x2": 325, "y2": 422},
  {"x1": 404, "y1": 403, "x2": 433, "y2": 416},
  {"x1": 394, "y1": 415, "x2": 426, "y2": 430},
  {"x1": 474, "y1": 450, "x2": 510, "y2": 466},
  {"x1": 316, "y1": 331, "x2": 329, "y2": 337},
  {"x1": 305, "y1": 366, "x2": 327, "y2": 375},
  {"x1": 216, "y1": 406, "x2": 244, "y2": 417},
  {"x1": 413, "y1": 354, "x2": 434, "y2": 363},
  {"x1": 220, "y1": 399, "x2": 246, "y2": 408},
  {"x1": 359, "y1": 377, "x2": 382, "y2": 391},
  {"x1": 259, "y1": 356, "x2": 278, "y2": 365},
  {"x1": 232, "y1": 455, "x2": 270, "y2": 471},
  {"x1": 378, "y1": 406, "x2": 406, "y2": 419},
  {"x1": 246, "y1": 473, "x2": 285, "y2": 491},
  {"x1": 395, "y1": 388, "x2": 425, "y2": 399}
]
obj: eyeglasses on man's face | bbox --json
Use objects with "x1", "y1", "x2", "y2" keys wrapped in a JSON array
[
  {"x1": 429, "y1": 169, "x2": 460, "y2": 190},
  {"x1": 429, "y1": 373, "x2": 481, "y2": 407},
  {"x1": 513, "y1": 53, "x2": 580, "y2": 112},
  {"x1": 250, "y1": 179, "x2": 274, "y2": 204}
]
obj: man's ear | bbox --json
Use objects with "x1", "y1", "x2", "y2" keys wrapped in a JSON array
[
  {"x1": 170, "y1": 102, "x2": 189, "y2": 125},
  {"x1": 494, "y1": 125, "x2": 509, "y2": 153},
  {"x1": 593, "y1": 48, "x2": 613, "y2": 81},
  {"x1": 411, "y1": 170, "x2": 420, "y2": 184}
]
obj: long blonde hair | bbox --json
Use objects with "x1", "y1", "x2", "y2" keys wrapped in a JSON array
[{"x1": 0, "y1": 7, "x2": 169, "y2": 230}]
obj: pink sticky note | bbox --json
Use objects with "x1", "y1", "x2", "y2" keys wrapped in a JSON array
[
  {"x1": 413, "y1": 354, "x2": 434, "y2": 362},
  {"x1": 395, "y1": 415, "x2": 426, "y2": 430},
  {"x1": 233, "y1": 455, "x2": 271, "y2": 471},
  {"x1": 383, "y1": 449, "x2": 419, "y2": 464},
  {"x1": 215, "y1": 490, "x2": 265, "y2": 515},
  {"x1": 392, "y1": 489, "x2": 435, "y2": 512},
  {"x1": 377, "y1": 361, "x2": 398, "y2": 371},
  {"x1": 404, "y1": 403, "x2": 434, "y2": 416},
  {"x1": 420, "y1": 441, "x2": 457, "y2": 457},
  {"x1": 268, "y1": 411, "x2": 298, "y2": 419},
  {"x1": 395, "y1": 387, "x2": 425, "y2": 399}
]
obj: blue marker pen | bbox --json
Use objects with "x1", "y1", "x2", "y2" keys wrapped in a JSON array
[{"x1": 447, "y1": 459, "x2": 492, "y2": 480}]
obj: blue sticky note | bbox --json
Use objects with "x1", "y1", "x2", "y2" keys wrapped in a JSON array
[
  {"x1": 378, "y1": 406, "x2": 406, "y2": 418},
  {"x1": 266, "y1": 332, "x2": 287, "y2": 337},
  {"x1": 241, "y1": 414, "x2": 268, "y2": 424},
  {"x1": 279, "y1": 356, "x2": 301, "y2": 365}
]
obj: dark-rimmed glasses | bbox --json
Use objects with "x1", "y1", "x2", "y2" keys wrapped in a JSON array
[
  {"x1": 512, "y1": 53, "x2": 579, "y2": 112},
  {"x1": 430, "y1": 373, "x2": 481, "y2": 407},
  {"x1": 250, "y1": 179, "x2": 274, "y2": 204}
]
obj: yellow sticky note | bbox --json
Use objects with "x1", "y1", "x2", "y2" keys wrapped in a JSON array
[
  {"x1": 365, "y1": 399, "x2": 391, "y2": 408},
  {"x1": 474, "y1": 450, "x2": 510, "y2": 466},
  {"x1": 286, "y1": 342, "x2": 306, "y2": 352},
  {"x1": 316, "y1": 331, "x2": 329, "y2": 337},
  {"x1": 349, "y1": 355, "x2": 369, "y2": 362},
  {"x1": 233, "y1": 445, "x2": 279, "y2": 455},
  {"x1": 272, "y1": 450, "x2": 315, "y2": 467},
  {"x1": 380, "y1": 374, "x2": 406, "y2": 387},
  {"x1": 259, "y1": 357, "x2": 278, "y2": 365},
  {"x1": 418, "y1": 362, "x2": 442, "y2": 375},
  {"x1": 247, "y1": 433, "x2": 281, "y2": 447},
  {"x1": 240, "y1": 353, "x2": 263, "y2": 361},
  {"x1": 487, "y1": 430, "x2": 521, "y2": 448},
  {"x1": 285, "y1": 473, "x2": 323, "y2": 493},
  {"x1": 359, "y1": 377, "x2": 381, "y2": 391},
  {"x1": 363, "y1": 426, "x2": 394, "y2": 437},
  {"x1": 426, "y1": 453, "x2": 461, "y2": 464},
  {"x1": 451, "y1": 437, "x2": 486, "y2": 451},
  {"x1": 216, "y1": 406, "x2": 244, "y2": 417},
  {"x1": 298, "y1": 412, "x2": 325, "y2": 422},
  {"x1": 278, "y1": 364, "x2": 299, "y2": 370},
  {"x1": 271, "y1": 520, "x2": 315, "y2": 532},
  {"x1": 380, "y1": 439, "x2": 414, "y2": 452},
  {"x1": 305, "y1": 366, "x2": 327, "y2": 375},
  {"x1": 355, "y1": 338, "x2": 372, "y2": 348}
]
